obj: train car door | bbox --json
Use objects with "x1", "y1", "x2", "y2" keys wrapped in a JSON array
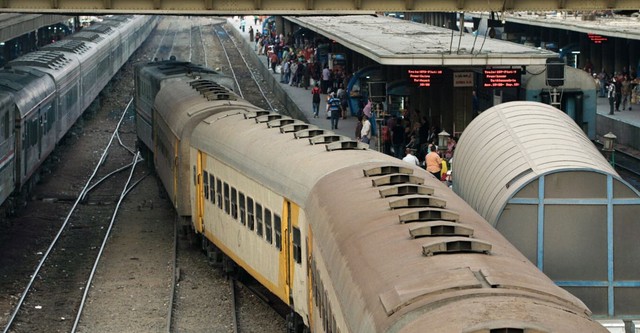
[
  {"x1": 282, "y1": 199, "x2": 302, "y2": 306},
  {"x1": 194, "y1": 150, "x2": 205, "y2": 233}
]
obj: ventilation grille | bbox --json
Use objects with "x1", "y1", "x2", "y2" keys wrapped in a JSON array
[
  {"x1": 294, "y1": 129, "x2": 326, "y2": 139},
  {"x1": 69, "y1": 31, "x2": 105, "y2": 43},
  {"x1": 82, "y1": 25, "x2": 115, "y2": 34},
  {"x1": 363, "y1": 164, "x2": 492, "y2": 257},
  {"x1": 309, "y1": 134, "x2": 345, "y2": 145},
  {"x1": 244, "y1": 110, "x2": 270, "y2": 119},
  {"x1": 42, "y1": 40, "x2": 90, "y2": 54},
  {"x1": 256, "y1": 114, "x2": 283, "y2": 123},
  {"x1": 268, "y1": 118, "x2": 296, "y2": 128},
  {"x1": 280, "y1": 123, "x2": 311, "y2": 133},
  {"x1": 9, "y1": 51, "x2": 72, "y2": 70},
  {"x1": 325, "y1": 141, "x2": 368, "y2": 151},
  {"x1": 189, "y1": 79, "x2": 234, "y2": 101},
  {"x1": 422, "y1": 237, "x2": 492, "y2": 256}
]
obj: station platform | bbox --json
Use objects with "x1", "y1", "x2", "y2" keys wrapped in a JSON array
[
  {"x1": 226, "y1": 18, "x2": 370, "y2": 148},
  {"x1": 226, "y1": 16, "x2": 640, "y2": 155}
]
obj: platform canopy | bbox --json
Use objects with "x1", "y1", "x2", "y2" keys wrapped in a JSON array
[{"x1": 1, "y1": 0, "x2": 638, "y2": 15}]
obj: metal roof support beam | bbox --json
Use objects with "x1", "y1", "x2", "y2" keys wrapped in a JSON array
[
  {"x1": 52, "y1": 0, "x2": 58, "y2": 9},
  {"x1": 255, "y1": 0, "x2": 262, "y2": 10},
  {"x1": 153, "y1": 0, "x2": 161, "y2": 9},
  {"x1": 457, "y1": 0, "x2": 464, "y2": 10},
  {"x1": 607, "y1": 0, "x2": 616, "y2": 8},
  {"x1": 306, "y1": 0, "x2": 313, "y2": 10},
  {"x1": 354, "y1": 0, "x2": 361, "y2": 10},
  {"x1": 205, "y1": 0, "x2": 213, "y2": 10},
  {"x1": 558, "y1": 0, "x2": 566, "y2": 9},
  {"x1": 504, "y1": 0, "x2": 514, "y2": 10},
  {"x1": 103, "y1": 0, "x2": 112, "y2": 10}
]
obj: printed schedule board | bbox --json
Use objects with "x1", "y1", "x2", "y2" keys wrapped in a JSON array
[{"x1": 482, "y1": 69, "x2": 521, "y2": 88}]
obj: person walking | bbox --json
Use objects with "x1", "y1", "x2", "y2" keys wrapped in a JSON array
[
  {"x1": 311, "y1": 83, "x2": 321, "y2": 118},
  {"x1": 327, "y1": 92, "x2": 341, "y2": 129},
  {"x1": 607, "y1": 79, "x2": 616, "y2": 115},
  {"x1": 621, "y1": 75, "x2": 632, "y2": 111}
]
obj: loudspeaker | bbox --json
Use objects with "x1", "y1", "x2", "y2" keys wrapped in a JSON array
[{"x1": 546, "y1": 58, "x2": 565, "y2": 87}]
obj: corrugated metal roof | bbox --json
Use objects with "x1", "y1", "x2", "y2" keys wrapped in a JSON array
[
  {"x1": 286, "y1": 15, "x2": 557, "y2": 66},
  {"x1": 453, "y1": 101, "x2": 617, "y2": 224}
]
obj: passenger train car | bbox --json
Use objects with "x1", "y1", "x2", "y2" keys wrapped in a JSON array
[
  {"x1": 135, "y1": 59, "x2": 608, "y2": 333},
  {"x1": 0, "y1": 15, "x2": 156, "y2": 214}
]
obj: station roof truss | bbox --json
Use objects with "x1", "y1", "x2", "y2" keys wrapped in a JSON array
[
  {"x1": 288, "y1": 15, "x2": 557, "y2": 66},
  {"x1": 0, "y1": 0, "x2": 637, "y2": 14}
]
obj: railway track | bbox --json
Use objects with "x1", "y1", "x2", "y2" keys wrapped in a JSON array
[
  {"x1": 2, "y1": 102, "x2": 145, "y2": 333},
  {"x1": 595, "y1": 141, "x2": 640, "y2": 190}
]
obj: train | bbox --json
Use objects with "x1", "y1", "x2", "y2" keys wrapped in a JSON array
[
  {"x1": 0, "y1": 15, "x2": 156, "y2": 214},
  {"x1": 135, "y1": 59, "x2": 608, "y2": 332}
]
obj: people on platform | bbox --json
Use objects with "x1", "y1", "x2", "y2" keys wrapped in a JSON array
[
  {"x1": 607, "y1": 79, "x2": 616, "y2": 115},
  {"x1": 425, "y1": 145, "x2": 442, "y2": 180},
  {"x1": 311, "y1": 83, "x2": 321, "y2": 118},
  {"x1": 327, "y1": 92, "x2": 342, "y2": 130},
  {"x1": 402, "y1": 148, "x2": 420, "y2": 166},
  {"x1": 360, "y1": 114, "x2": 371, "y2": 144}
]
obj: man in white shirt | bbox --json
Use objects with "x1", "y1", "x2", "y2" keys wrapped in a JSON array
[{"x1": 402, "y1": 148, "x2": 420, "y2": 166}]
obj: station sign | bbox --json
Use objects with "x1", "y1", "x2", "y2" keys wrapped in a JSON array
[
  {"x1": 407, "y1": 68, "x2": 444, "y2": 87},
  {"x1": 587, "y1": 33, "x2": 608, "y2": 44},
  {"x1": 482, "y1": 68, "x2": 521, "y2": 88},
  {"x1": 453, "y1": 72, "x2": 474, "y2": 87}
]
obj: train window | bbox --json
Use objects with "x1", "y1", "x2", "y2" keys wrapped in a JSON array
[
  {"x1": 293, "y1": 227, "x2": 302, "y2": 264},
  {"x1": 256, "y1": 203, "x2": 263, "y2": 237},
  {"x1": 224, "y1": 183, "x2": 230, "y2": 214},
  {"x1": 247, "y1": 197, "x2": 254, "y2": 230},
  {"x1": 274, "y1": 214, "x2": 282, "y2": 250},
  {"x1": 203, "y1": 171, "x2": 209, "y2": 200},
  {"x1": 265, "y1": 209, "x2": 272, "y2": 244},
  {"x1": 239, "y1": 193, "x2": 246, "y2": 225},
  {"x1": 216, "y1": 179, "x2": 222, "y2": 209},
  {"x1": 209, "y1": 174, "x2": 215, "y2": 204},
  {"x1": 231, "y1": 188, "x2": 237, "y2": 219}
]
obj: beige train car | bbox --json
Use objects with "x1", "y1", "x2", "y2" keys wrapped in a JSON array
[{"x1": 142, "y1": 64, "x2": 608, "y2": 333}]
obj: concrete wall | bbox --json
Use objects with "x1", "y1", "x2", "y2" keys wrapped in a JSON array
[{"x1": 597, "y1": 114, "x2": 640, "y2": 151}]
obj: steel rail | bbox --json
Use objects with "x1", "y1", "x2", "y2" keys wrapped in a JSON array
[{"x1": 71, "y1": 152, "x2": 145, "y2": 332}]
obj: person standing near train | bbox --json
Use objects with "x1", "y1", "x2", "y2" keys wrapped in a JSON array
[{"x1": 425, "y1": 145, "x2": 442, "y2": 180}]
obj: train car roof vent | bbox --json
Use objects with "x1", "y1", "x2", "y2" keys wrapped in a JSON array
[
  {"x1": 280, "y1": 123, "x2": 312, "y2": 133},
  {"x1": 256, "y1": 114, "x2": 283, "y2": 123},
  {"x1": 294, "y1": 129, "x2": 325, "y2": 139},
  {"x1": 309, "y1": 134, "x2": 346, "y2": 145},
  {"x1": 267, "y1": 118, "x2": 295, "y2": 128},
  {"x1": 189, "y1": 80, "x2": 234, "y2": 101},
  {"x1": 371, "y1": 174, "x2": 423, "y2": 187},
  {"x1": 409, "y1": 222, "x2": 474, "y2": 238},
  {"x1": 82, "y1": 25, "x2": 115, "y2": 34},
  {"x1": 9, "y1": 51, "x2": 71, "y2": 70},
  {"x1": 399, "y1": 208, "x2": 460, "y2": 223},
  {"x1": 422, "y1": 237, "x2": 492, "y2": 256},
  {"x1": 364, "y1": 165, "x2": 413, "y2": 177},
  {"x1": 42, "y1": 40, "x2": 90, "y2": 54},
  {"x1": 244, "y1": 110, "x2": 270, "y2": 119},
  {"x1": 379, "y1": 184, "x2": 434, "y2": 198},
  {"x1": 388, "y1": 195, "x2": 446, "y2": 209},
  {"x1": 325, "y1": 140, "x2": 369, "y2": 151},
  {"x1": 68, "y1": 31, "x2": 105, "y2": 43}
]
